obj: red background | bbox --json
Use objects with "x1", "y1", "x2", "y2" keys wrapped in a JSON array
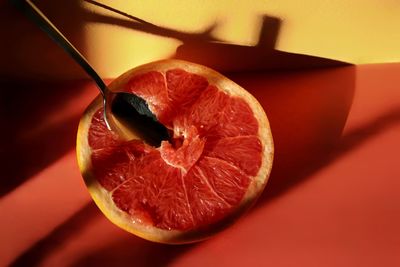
[{"x1": 1, "y1": 63, "x2": 399, "y2": 266}]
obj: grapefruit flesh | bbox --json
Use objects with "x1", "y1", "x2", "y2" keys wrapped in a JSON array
[{"x1": 77, "y1": 60, "x2": 273, "y2": 243}]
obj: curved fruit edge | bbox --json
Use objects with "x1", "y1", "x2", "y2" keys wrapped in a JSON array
[{"x1": 76, "y1": 59, "x2": 274, "y2": 243}]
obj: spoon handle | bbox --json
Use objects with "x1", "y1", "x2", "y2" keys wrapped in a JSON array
[{"x1": 12, "y1": 0, "x2": 108, "y2": 96}]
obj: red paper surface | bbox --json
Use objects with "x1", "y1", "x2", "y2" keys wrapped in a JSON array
[{"x1": 1, "y1": 63, "x2": 399, "y2": 267}]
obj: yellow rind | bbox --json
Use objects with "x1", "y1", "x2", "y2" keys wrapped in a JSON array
[{"x1": 76, "y1": 59, "x2": 274, "y2": 244}]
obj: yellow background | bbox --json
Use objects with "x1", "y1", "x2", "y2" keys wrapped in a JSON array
[
  {"x1": 83, "y1": 0, "x2": 400, "y2": 77},
  {"x1": 1, "y1": 0, "x2": 400, "y2": 79}
]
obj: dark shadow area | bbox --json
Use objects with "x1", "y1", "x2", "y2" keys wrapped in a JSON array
[
  {"x1": 10, "y1": 203, "x2": 99, "y2": 267},
  {"x1": 0, "y1": 80, "x2": 91, "y2": 196},
  {"x1": 71, "y1": 238, "x2": 195, "y2": 267},
  {"x1": 175, "y1": 16, "x2": 348, "y2": 72},
  {"x1": 332, "y1": 106, "x2": 400, "y2": 156},
  {"x1": 0, "y1": 0, "x2": 88, "y2": 80},
  {"x1": 0, "y1": 0, "x2": 93, "y2": 195},
  {"x1": 231, "y1": 66, "x2": 356, "y2": 202},
  {"x1": 73, "y1": 243, "x2": 193, "y2": 267},
  {"x1": 260, "y1": 105, "x2": 400, "y2": 203},
  {"x1": 10, "y1": 202, "x2": 195, "y2": 267}
]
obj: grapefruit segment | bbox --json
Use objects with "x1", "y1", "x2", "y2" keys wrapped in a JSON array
[
  {"x1": 220, "y1": 97, "x2": 259, "y2": 137},
  {"x1": 173, "y1": 85, "x2": 230, "y2": 139},
  {"x1": 77, "y1": 59, "x2": 274, "y2": 243},
  {"x1": 88, "y1": 109, "x2": 120, "y2": 150},
  {"x1": 90, "y1": 140, "x2": 148, "y2": 191},
  {"x1": 173, "y1": 85, "x2": 259, "y2": 141},
  {"x1": 166, "y1": 69, "x2": 208, "y2": 119},
  {"x1": 204, "y1": 135, "x2": 262, "y2": 176},
  {"x1": 184, "y1": 165, "x2": 232, "y2": 226},
  {"x1": 195, "y1": 157, "x2": 250, "y2": 206},
  {"x1": 111, "y1": 153, "x2": 194, "y2": 230}
]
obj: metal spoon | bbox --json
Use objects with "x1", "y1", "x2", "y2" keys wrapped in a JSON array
[{"x1": 12, "y1": 0, "x2": 169, "y2": 146}]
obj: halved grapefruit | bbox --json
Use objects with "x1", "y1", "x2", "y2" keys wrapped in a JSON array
[{"x1": 76, "y1": 60, "x2": 273, "y2": 243}]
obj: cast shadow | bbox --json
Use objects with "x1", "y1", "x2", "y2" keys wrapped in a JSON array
[
  {"x1": 0, "y1": 0, "x2": 88, "y2": 80},
  {"x1": 70, "y1": 239, "x2": 194, "y2": 267},
  {"x1": 10, "y1": 202, "x2": 195, "y2": 267},
  {"x1": 44, "y1": 67, "x2": 400, "y2": 267},
  {"x1": 175, "y1": 16, "x2": 348, "y2": 72},
  {"x1": 9, "y1": 66, "x2": 358, "y2": 267},
  {"x1": 10, "y1": 203, "x2": 99, "y2": 267},
  {"x1": 231, "y1": 66, "x2": 356, "y2": 202},
  {"x1": 0, "y1": 80, "x2": 91, "y2": 196},
  {"x1": 3, "y1": 2, "x2": 367, "y2": 266},
  {"x1": 83, "y1": 0, "x2": 349, "y2": 72},
  {"x1": 0, "y1": 0, "x2": 94, "y2": 196}
]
